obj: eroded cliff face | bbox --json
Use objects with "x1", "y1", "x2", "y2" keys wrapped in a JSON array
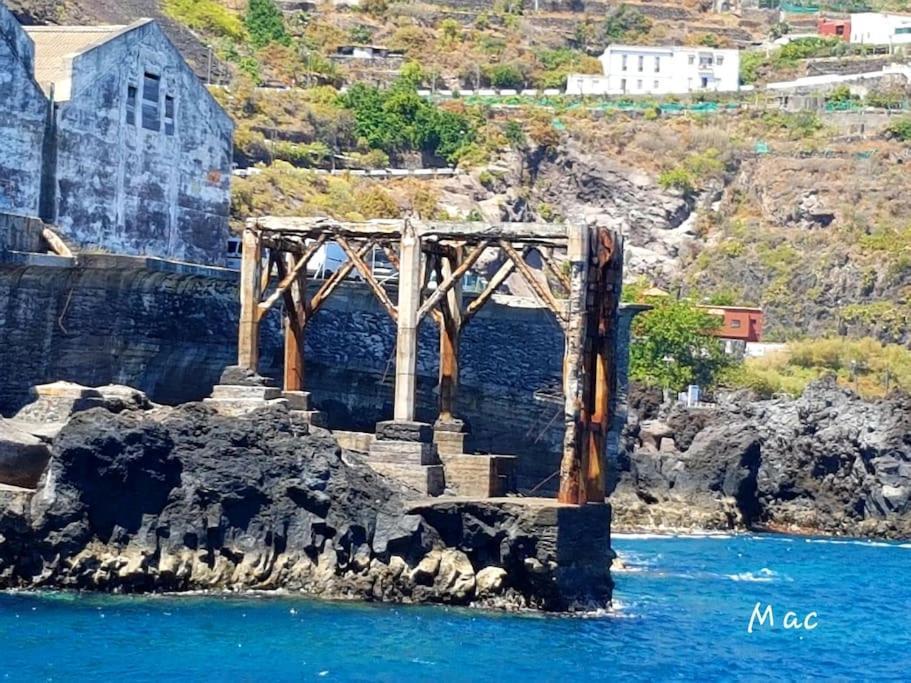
[
  {"x1": 0, "y1": 403, "x2": 612, "y2": 611},
  {"x1": 611, "y1": 379, "x2": 911, "y2": 539}
]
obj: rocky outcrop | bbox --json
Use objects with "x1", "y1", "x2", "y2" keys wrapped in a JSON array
[
  {"x1": 0, "y1": 418, "x2": 50, "y2": 488},
  {"x1": 612, "y1": 379, "x2": 911, "y2": 539},
  {"x1": 0, "y1": 403, "x2": 612, "y2": 611}
]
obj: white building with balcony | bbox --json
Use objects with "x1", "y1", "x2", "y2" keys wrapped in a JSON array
[
  {"x1": 565, "y1": 45, "x2": 741, "y2": 96},
  {"x1": 850, "y1": 13, "x2": 911, "y2": 47}
]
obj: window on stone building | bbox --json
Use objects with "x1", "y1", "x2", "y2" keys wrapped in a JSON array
[
  {"x1": 655, "y1": 56, "x2": 661, "y2": 72},
  {"x1": 126, "y1": 85, "x2": 137, "y2": 125},
  {"x1": 622, "y1": 54, "x2": 628, "y2": 71},
  {"x1": 165, "y1": 95, "x2": 175, "y2": 136},
  {"x1": 716, "y1": 55, "x2": 725, "y2": 66},
  {"x1": 654, "y1": 80, "x2": 659, "y2": 90},
  {"x1": 637, "y1": 55, "x2": 644, "y2": 72},
  {"x1": 142, "y1": 72, "x2": 161, "y2": 132},
  {"x1": 636, "y1": 79, "x2": 642, "y2": 90},
  {"x1": 731, "y1": 319, "x2": 742, "y2": 329}
]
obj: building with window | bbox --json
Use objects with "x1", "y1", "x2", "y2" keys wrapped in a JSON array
[
  {"x1": 0, "y1": 10, "x2": 233, "y2": 265},
  {"x1": 818, "y1": 17, "x2": 851, "y2": 41},
  {"x1": 850, "y1": 12, "x2": 911, "y2": 47},
  {"x1": 565, "y1": 45, "x2": 741, "y2": 96}
]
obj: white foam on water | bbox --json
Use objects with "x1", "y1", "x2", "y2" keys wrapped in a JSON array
[
  {"x1": 726, "y1": 568, "x2": 785, "y2": 583},
  {"x1": 804, "y1": 538, "x2": 901, "y2": 548}
]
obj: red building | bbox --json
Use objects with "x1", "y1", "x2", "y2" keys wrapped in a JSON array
[
  {"x1": 699, "y1": 306, "x2": 764, "y2": 343},
  {"x1": 818, "y1": 17, "x2": 851, "y2": 41}
]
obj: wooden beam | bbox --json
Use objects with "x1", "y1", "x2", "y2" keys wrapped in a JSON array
[
  {"x1": 558, "y1": 225, "x2": 591, "y2": 505},
  {"x1": 238, "y1": 228, "x2": 263, "y2": 371},
  {"x1": 309, "y1": 241, "x2": 373, "y2": 316},
  {"x1": 258, "y1": 234, "x2": 327, "y2": 314},
  {"x1": 463, "y1": 258, "x2": 517, "y2": 325},
  {"x1": 438, "y1": 248, "x2": 463, "y2": 422},
  {"x1": 499, "y1": 240, "x2": 567, "y2": 325},
  {"x1": 538, "y1": 247, "x2": 571, "y2": 295},
  {"x1": 275, "y1": 254, "x2": 307, "y2": 392},
  {"x1": 336, "y1": 236, "x2": 398, "y2": 322},
  {"x1": 253, "y1": 217, "x2": 569, "y2": 243},
  {"x1": 416, "y1": 239, "x2": 490, "y2": 322},
  {"x1": 393, "y1": 220, "x2": 422, "y2": 422}
]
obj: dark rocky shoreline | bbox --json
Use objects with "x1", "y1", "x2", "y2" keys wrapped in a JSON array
[
  {"x1": 0, "y1": 402, "x2": 612, "y2": 612},
  {"x1": 612, "y1": 378, "x2": 911, "y2": 540}
]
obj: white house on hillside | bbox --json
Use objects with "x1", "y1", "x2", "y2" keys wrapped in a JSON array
[
  {"x1": 565, "y1": 45, "x2": 741, "y2": 96},
  {"x1": 850, "y1": 13, "x2": 911, "y2": 47}
]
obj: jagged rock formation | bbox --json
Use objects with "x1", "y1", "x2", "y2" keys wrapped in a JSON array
[
  {"x1": 611, "y1": 379, "x2": 911, "y2": 539},
  {"x1": 0, "y1": 403, "x2": 612, "y2": 611}
]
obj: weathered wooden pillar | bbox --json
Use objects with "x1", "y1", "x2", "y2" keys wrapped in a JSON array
[
  {"x1": 559, "y1": 224, "x2": 591, "y2": 505},
  {"x1": 238, "y1": 227, "x2": 262, "y2": 371},
  {"x1": 438, "y1": 248, "x2": 463, "y2": 422},
  {"x1": 283, "y1": 256, "x2": 306, "y2": 392},
  {"x1": 583, "y1": 230, "x2": 623, "y2": 502},
  {"x1": 393, "y1": 220, "x2": 422, "y2": 422}
]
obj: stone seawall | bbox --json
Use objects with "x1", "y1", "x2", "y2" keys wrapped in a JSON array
[{"x1": 0, "y1": 252, "x2": 280, "y2": 413}]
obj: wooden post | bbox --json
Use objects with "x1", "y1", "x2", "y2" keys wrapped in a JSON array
[
  {"x1": 238, "y1": 227, "x2": 263, "y2": 371},
  {"x1": 283, "y1": 254, "x2": 306, "y2": 392},
  {"x1": 558, "y1": 225, "x2": 591, "y2": 505},
  {"x1": 393, "y1": 220, "x2": 422, "y2": 422},
  {"x1": 438, "y1": 248, "x2": 463, "y2": 422}
]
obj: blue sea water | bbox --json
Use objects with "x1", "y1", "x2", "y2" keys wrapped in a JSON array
[{"x1": 2, "y1": 533, "x2": 909, "y2": 682}]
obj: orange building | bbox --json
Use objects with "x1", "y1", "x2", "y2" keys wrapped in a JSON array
[
  {"x1": 699, "y1": 306, "x2": 763, "y2": 343},
  {"x1": 818, "y1": 18, "x2": 851, "y2": 41}
]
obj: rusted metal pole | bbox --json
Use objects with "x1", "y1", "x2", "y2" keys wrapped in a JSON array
[
  {"x1": 393, "y1": 220, "x2": 422, "y2": 422},
  {"x1": 558, "y1": 225, "x2": 590, "y2": 505},
  {"x1": 238, "y1": 227, "x2": 262, "y2": 371}
]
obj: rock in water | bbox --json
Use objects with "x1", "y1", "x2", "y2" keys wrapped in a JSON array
[{"x1": 0, "y1": 403, "x2": 612, "y2": 611}]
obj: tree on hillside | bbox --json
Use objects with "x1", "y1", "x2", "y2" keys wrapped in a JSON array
[
  {"x1": 629, "y1": 298, "x2": 732, "y2": 393},
  {"x1": 246, "y1": 0, "x2": 290, "y2": 49}
]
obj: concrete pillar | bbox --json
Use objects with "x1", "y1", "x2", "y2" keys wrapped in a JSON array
[
  {"x1": 393, "y1": 221, "x2": 422, "y2": 422},
  {"x1": 237, "y1": 227, "x2": 262, "y2": 371}
]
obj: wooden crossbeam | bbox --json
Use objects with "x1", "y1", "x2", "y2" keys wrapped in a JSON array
[
  {"x1": 539, "y1": 248, "x2": 571, "y2": 294},
  {"x1": 337, "y1": 236, "x2": 398, "y2": 322},
  {"x1": 463, "y1": 257, "x2": 517, "y2": 325},
  {"x1": 258, "y1": 234, "x2": 327, "y2": 314},
  {"x1": 252, "y1": 217, "x2": 569, "y2": 243},
  {"x1": 499, "y1": 240, "x2": 567, "y2": 325},
  {"x1": 416, "y1": 240, "x2": 491, "y2": 322},
  {"x1": 309, "y1": 240, "x2": 374, "y2": 316}
]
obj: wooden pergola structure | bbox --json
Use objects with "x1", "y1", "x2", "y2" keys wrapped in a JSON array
[{"x1": 237, "y1": 217, "x2": 623, "y2": 505}]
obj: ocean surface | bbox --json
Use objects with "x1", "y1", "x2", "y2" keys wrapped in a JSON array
[{"x1": 2, "y1": 533, "x2": 909, "y2": 681}]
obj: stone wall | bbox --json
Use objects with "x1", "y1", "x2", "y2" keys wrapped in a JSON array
[
  {"x1": 0, "y1": 2, "x2": 47, "y2": 218},
  {"x1": 0, "y1": 253, "x2": 280, "y2": 414},
  {"x1": 51, "y1": 21, "x2": 234, "y2": 266}
]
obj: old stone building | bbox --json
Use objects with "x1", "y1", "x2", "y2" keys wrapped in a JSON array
[
  {"x1": 0, "y1": 6, "x2": 234, "y2": 265},
  {"x1": 0, "y1": 2, "x2": 48, "y2": 218}
]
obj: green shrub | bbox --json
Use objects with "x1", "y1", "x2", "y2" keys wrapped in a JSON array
[
  {"x1": 739, "y1": 51, "x2": 766, "y2": 84},
  {"x1": 886, "y1": 116, "x2": 911, "y2": 142},
  {"x1": 245, "y1": 0, "x2": 290, "y2": 49},
  {"x1": 603, "y1": 4, "x2": 651, "y2": 42},
  {"x1": 658, "y1": 167, "x2": 695, "y2": 194},
  {"x1": 487, "y1": 63, "x2": 525, "y2": 89},
  {"x1": 164, "y1": 0, "x2": 245, "y2": 40}
]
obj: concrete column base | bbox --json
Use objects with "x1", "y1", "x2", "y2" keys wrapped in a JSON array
[
  {"x1": 440, "y1": 454, "x2": 518, "y2": 498},
  {"x1": 368, "y1": 437, "x2": 444, "y2": 496},
  {"x1": 203, "y1": 384, "x2": 286, "y2": 416}
]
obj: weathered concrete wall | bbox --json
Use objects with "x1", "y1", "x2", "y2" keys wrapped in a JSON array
[
  {"x1": 0, "y1": 254, "x2": 280, "y2": 414},
  {"x1": 0, "y1": 2, "x2": 47, "y2": 218},
  {"x1": 52, "y1": 21, "x2": 233, "y2": 265}
]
